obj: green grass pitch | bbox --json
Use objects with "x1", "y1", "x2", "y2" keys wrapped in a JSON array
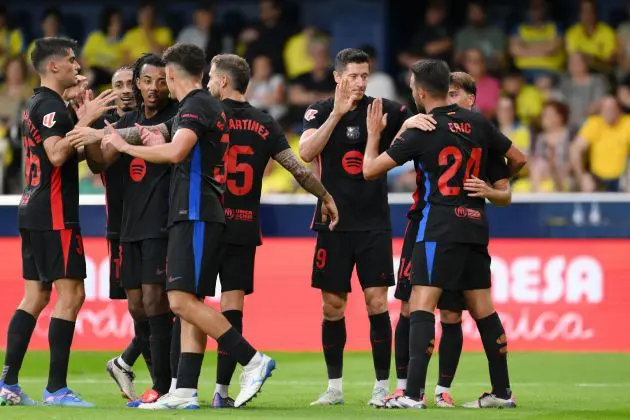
[{"x1": 1, "y1": 351, "x2": 629, "y2": 419}]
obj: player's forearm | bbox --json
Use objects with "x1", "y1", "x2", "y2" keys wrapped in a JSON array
[
  {"x1": 49, "y1": 138, "x2": 77, "y2": 167},
  {"x1": 299, "y1": 113, "x2": 342, "y2": 162},
  {"x1": 486, "y1": 181, "x2": 512, "y2": 206},
  {"x1": 274, "y1": 149, "x2": 329, "y2": 198},
  {"x1": 362, "y1": 132, "x2": 382, "y2": 180},
  {"x1": 85, "y1": 143, "x2": 106, "y2": 173},
  {"x1": 116, "y1": 123, "x2": 171, "y2": 145},
  {"x1": 121, "y1": 142, "x2": 178, "y2": 164}
]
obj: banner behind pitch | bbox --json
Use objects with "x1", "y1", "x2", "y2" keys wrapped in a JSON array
[{"x1": 0, "y1": 238, "x2": 628, "y2": 352}]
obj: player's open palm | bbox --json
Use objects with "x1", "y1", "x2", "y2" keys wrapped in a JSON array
[
  {"x1": 63, "y1": 74, "x2": 88, "y2": 102},
  {"x1": 404, "y1": 113, "x2": 437, "y2": 132},
  {"x1": 464, "y1": 175, "x2": 493, "y2": 198},
  {"x1": 321, "y1": 193, "x2": 340, "y2": 231},
  {"x1": 74, "y1": 89, "x2": 117, "y2": 124},
  {"x1": 137, "y1": 123, "x2": 166, "y2": 146},
  {"x1": 366, "y1": 97, "x2": 388, "y2": 137},
  {"x1": 67, "y1": 126, "x2": 101, "y2": 148},
  {"x1": 102, "y1": 120, "x2": 128, "y2": 153},
  {"x1": 333, "y1": 79, "x2": 354, "y2": 115}
]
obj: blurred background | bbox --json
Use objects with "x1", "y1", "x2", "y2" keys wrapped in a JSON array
[{"x1": 0, "y1": 0, "x2": 629, "y2": 195}]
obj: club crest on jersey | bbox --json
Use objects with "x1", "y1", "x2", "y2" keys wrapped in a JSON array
[
  {"x1": 304, "y1": 109, "x2": 318, "y2": 121},
  {"x1": 42, "y1": 112, "x2": 56, "y2": 128},
  {"x1": 346, "y1": 126, "x2": 360, "y2": 140}
]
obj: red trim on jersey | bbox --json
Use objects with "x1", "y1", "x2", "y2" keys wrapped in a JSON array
[
  {"x1": 50, "y1": 167, "x2": 64, "y2": 229},
  {"x1": 409, "y1": 172, "x2": 421, "y2": 211},
  {"x1": 60, "y1": 228, "x2": 72, "y2": 275}
]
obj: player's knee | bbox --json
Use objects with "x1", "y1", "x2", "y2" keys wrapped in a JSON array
[
  {"x1": 440, "y1": 310, "x2": 462, "y2": 324},
  {"x1": 127, "y1": 294, "x2": 145, "y2": 320},
  {"x1": 142, "y1": 286, "x2": 167, "y2": 315},
  {"x1": 56, "y1": 287, "x2": 85, "y2": 315},
  {"x1": 322, "y1": 300, "x2": 345, "y2": 320},
  {"x1": 364, "y1": 287, "x2": 388, "y2": 315},
  {"x1": 19, "y1": 290, "x2": 51, "y2": 316},
  {"x1": 167, "y1": 292, "x2": 192, "y2": 319},
  {"x1": 400, "y1": 302, "x2": 410, "y2": 318}
]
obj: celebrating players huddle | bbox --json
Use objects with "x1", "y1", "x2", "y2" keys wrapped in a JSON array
[{"x1": 0, "y1": 36, "x2": 525, "y2": 411}]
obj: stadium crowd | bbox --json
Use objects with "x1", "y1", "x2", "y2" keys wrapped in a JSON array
[{"x1": 0, "y1": 0, "x2": 629, "y2": 194}]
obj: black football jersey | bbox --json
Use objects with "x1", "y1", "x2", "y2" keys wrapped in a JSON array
[
  {"x1": 18, "y1": 87, "x2": 79, "y2": 231},
  {"x1": 386, "y1": 104, "x2": 512, "y2": 245},
  {"x1": 116, "y1": 101, "x2": 178, "y2": 242},
  {"x1": 168, "y1": 89, "x2": 229, "y2": 226},
  {"x1": 303, "y1": 96, "x2": 413, "y2": 231},
  {"x1": 221, "y1": 99, "x2": 290, "y2": 246}
]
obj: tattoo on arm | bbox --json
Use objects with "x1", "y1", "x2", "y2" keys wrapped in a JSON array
[
  {"x1": 273, "y1": 148, "x2": 329, "y2": 198},
  {"x1": 116, "y1": 123, "x2": 171, "y2": 145}
]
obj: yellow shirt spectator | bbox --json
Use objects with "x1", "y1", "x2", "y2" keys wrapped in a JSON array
[
  {"x1": 284, "y1": 31, "x2": 315, "y2": 80},
  {"x1": 566, "y1": 22, "x2": 617, "y2": 62},
  {"x1": 512, "y1": 22, "x2": 564, "y2": 71},
  {"x1": 578, "y1": 115, "x2": 630, "y2": 179},
  {"x1": 262, "y1": 133, "x2": 307, "y2": 194},
  {"x1": 515, "y1": 85, "x2": 545, "y2": 126},
  {"x1": 120, "y1": 27, "x2": 173, "y2": 63},
  {"x1": 0, "y1": 27, "x2": 23, "y2": 70},
  {"x1": 82, "y1": 31, "x2": 124, "y2": 72}
]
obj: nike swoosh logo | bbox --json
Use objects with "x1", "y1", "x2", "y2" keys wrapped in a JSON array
[
  {"x1": 156, "y1": 269, "x2": 166, "y2": 275},
  {"x1": 168, "y1": 276, "x2": 182, "y2": 283}
]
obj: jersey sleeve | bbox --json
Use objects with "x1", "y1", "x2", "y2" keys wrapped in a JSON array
[
  {"x1": 486, "y1": 151, "x2": 509, "y2": 183},
  {"x1": 385, "y1": 128, "x2": 428, "y2": 165},
  {"x1": 176, "y1": 96, "x2": 211, "y2": 140},
  {"x1": 267, "y1": 119, "x2": 291, "y2": 156},
  {"x1": 302, "y1": 101, "x2": 329, "y2": 131},
  {"x1": 36, "y1": 99, "x2": 75, "y2": 141},
  {"x1": 485, "y1": 120, "x2": 513, "y2": 155},
  {"x1": 385, "y1": 100, "x2": 414, "y2": 133}
]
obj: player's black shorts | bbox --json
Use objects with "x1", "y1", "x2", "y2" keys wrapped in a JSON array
[
  {"x1": 21, "y1": 228, "x2": 86, "y2": 283},
  {"x1": 120, "y1": 238, "x2": 168, "y2": 289},
  {"x1": 395, "y1": 222, "x2": 467, "y2": 311},
  {"x1": 204, "y1": 243, "x2": 256, "y2": 297},
  {"x1": 410, "y1": 241, "x2": 491, "y2": 291},
  {"x1": 108, "y1": 238, "x2": 126, "y2": 299},
  {"x1": 311, "y1": 230, "x2": 395, "y2": 293},
  {"x1": 166, "y1": 221, "x2": 225, "y2": 297}
]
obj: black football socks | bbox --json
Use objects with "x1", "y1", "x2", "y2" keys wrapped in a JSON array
[
  {"x1": 476, "y1": 312, "x2": 511, "y2": 399},
  {"x1": 322, "y1": 318, "x2": 346, "y2": 380},
  {"x1": 394, "y1": 314, "x2": 410, "y2": 388},
  {"x1": 437, "y1": 321, "x2": 463, "y2": 389},
  {"x1": 369, "y1": 312, "x2": 392, "y2": 381},
  {"x1": 216, "y1": 310, "x2": 243, "y2": 386},
  {"x1": 406, "y1": 311, "x2": 435, "y2": 400},
  {"x1": 46, "y1": 317, "x2": 76, "y2": 393},
  {"x1": 148, "y1": 313, "x2": 173, "y2": 394},
  {"x1": 2, "y1": 309, "x2": 37, "y2": 385}
]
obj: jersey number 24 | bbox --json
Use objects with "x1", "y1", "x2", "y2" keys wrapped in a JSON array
[{"x1": 437, "y1": 146, "x2": 481, "y2": 196}]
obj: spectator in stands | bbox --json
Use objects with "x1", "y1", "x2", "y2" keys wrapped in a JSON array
[
  {"x1": 242, "y1": 0, "x2": 295, "y2": 75},
  {"x1": 261, "y1": 116, "x2": 307, "y2": 194},
  {"x1": 463, "y1": 48, "x2": 500, "y2": 118},
  {"x1": 560, "y1": 52, "x2": 609, "y2": 129},
  {"x1": 565, "y1": 0, "x2": 616, "y2": 75},
  {"x1": 361, "y1": 45, "x2": 397, "y2": 101},
  {"x1": 121, "y1": 1, "x2": 173, "y2": 64},
  {"x1": 408, "y1": 0, "x2": 452, "y2": 64},
  {"x1": 26, "y1": 8, "x2": 63, "y2": 64},
  {"x1": 247, "y1": 54, "x2": 287, "y2": 120},
  {"x1": 496, "y1": 95, "x2": 532, "y2": 191},
  {"x1": 0, "y1": 56, "x2": 30, "y2": 194},
  {"x1": 571, "y1": 96, "x2": 630, "y2": 192},
  {"x1": 502, "y1": 70, "x2": 545, "y2": 125},
  {"x1": 617, "y1": 75, "x2": 630, "y2": 114},
  {"x1": 530, "y1": 101, "x2": 572, "y2": 192},
  {"x1": 454, "y1": 1, "x2": 506, "y2": 71},
  {"x1": 534, "y1": 73, "x2": 563, "y2": 102},
  {"x1": 177, "y1": 1, "x2": 224, "y2": 61},
  {"x1": 615, "y1": 6, "x2": 630, "y2": 81},
  {"x1": 82, "y1": 8, "x2": 124, "y2": 90},
  {"x1": 283, "y1": 26, "x2": 317, "y2": 80},
  {"x1": 0, "y1": 6, "x2": 24, "y2": 80},
  {"x1": 509, "y1": 0, "x2": 564, "y2": 83},
  {"x1": 287, "y1": 36, "x2": 335, "y2": 122}
]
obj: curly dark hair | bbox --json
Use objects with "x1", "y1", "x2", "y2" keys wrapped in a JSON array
[{"x1": 131, "y1": 53, "x2": 165, "y2": 106}]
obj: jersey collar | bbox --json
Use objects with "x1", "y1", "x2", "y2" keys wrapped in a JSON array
[
  {"x1": 34, "y1": 86, "x2": 64, "y2": 102},
  {"x1": 430, "y1": 103, "x2": 459, "y2": 115}
]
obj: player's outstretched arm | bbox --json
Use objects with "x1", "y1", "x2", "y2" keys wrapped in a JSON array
[
  {"x1": 273, "y1": 148, "x2": 339, "y2": 229},
  {"x1": 363, "y1": 98, "x2": 398, "y2": 180},
  {"x1": 504, "y1": 144, "x2": 527, "y2": 177},
  {"x1": 392, "y1": 113, "x2": 437, "y2": 144},
  {"x1": 43, "y1": 135, "x2": 77, "y2": 167},
  {"x1": 102, "y1": 123, "x2": 195, "y2": 164},
  {"x1": 116, "y1": 123, "x2": 171, "y2": 146},
  {"x1": 464, "y1": 176, "x2": 512, "y2": 206}
]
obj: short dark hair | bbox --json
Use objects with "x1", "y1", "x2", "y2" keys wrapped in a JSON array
[
  {"x1": 334, "y1": 48, "x2": 369, "y2": 73},
  {"x1": 42, "y1": 7, "x2": 62, "y2": 23},
  {"x1": 132, "y1": 53, "x2": 165, "y2": 105},
  {"x1": 31, "y1": 37, "x2": 78, "y2": 74},
  {"x1": 210, "y1": 54, "x2": 251, "y2": 94},
  {"x1": 112, "y1": 65, "x2": 133, "y2": 81},
  {"x1": 544, "y1": 100, "x2": 570, "y2": 126},
  {"x1": 162, "y1": 43, "x2": 206, "y2": 79},
  {"x1": 410, "y1": 59, "x2": 450, "y2": 97},
  {"x1": 99, "y1": 7, "x2": 121, "y2": 33},
  {"x1": 450, "y1": 71, "x2": 477, "y2": 95}
]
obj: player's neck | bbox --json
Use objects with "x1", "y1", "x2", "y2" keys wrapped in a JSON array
[
  {"x1": 39, "y1": 77, "x2": 65, "y2": 99},
  {"x1": 422, "y1": 98, "x2": 449, "y2": 114},
  {"x1": 174, "y1": 79, "x2": 202, "y2": 102},
  {"x1": 223, "y1": 90, "x2": 246, "y2": 103}
]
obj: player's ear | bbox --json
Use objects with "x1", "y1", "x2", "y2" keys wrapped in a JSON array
[{"x1": 333, "y1": 70, "x2": 342, "y2": 84}]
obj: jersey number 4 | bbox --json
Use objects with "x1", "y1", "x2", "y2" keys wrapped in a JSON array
[{"x1": 437, "y1": 146, "x2": 481, "y2": 196}]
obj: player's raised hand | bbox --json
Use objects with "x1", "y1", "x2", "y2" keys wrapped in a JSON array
[
  {"x1": 67, "y1": 126, "x2": 102, "y2": 148},
  {"x1": 101, "y1": 120, "x2": 129, "y2": 153},
  {"x1": 333, "y1": 78, "x2": 353, "y2": 116},
  {"x1": 137, "y1": 123, "x2": 166, "y2": 146},
  {"x1": 75, "y1": 89, "x2": 118, "y2": 124},
  {"x1": 321, "y1": 193, "x2": 340, "y2": 231},
  {"x1": 404, "y1": 113, "x2": 437, "y2": 132},
  {"x1": 366, "y1": 97, "x2": 388, "y2": 137},
  {"x1": 464, "y1": 175, "x2": 493, "y2": 198},
  {"x1": 63, "y1": 74, "x2": 89, "y2": 102}
]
